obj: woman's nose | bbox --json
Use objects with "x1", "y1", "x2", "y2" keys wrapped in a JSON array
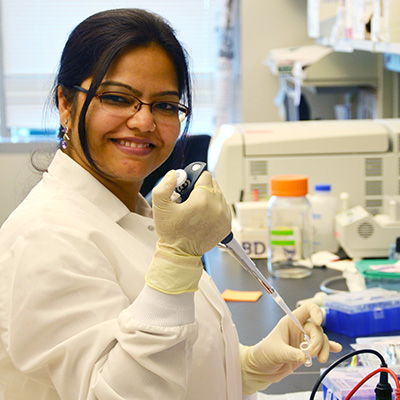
[{"x1": 126, "y1": 104, "x2": 156, "y2": 132}]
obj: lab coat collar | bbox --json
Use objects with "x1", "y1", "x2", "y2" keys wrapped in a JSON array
[{"x1": 47, "y1": 150, "x2": 152, "y2": 223}]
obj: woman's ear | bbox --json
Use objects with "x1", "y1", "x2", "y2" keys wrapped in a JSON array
[{"x1": 57, "y1": 86, "x2": 72, "y2": 125}]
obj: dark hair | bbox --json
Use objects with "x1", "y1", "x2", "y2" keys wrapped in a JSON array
[{"x1": 52, "y1": 8, "x2": 192, "y2": 172}]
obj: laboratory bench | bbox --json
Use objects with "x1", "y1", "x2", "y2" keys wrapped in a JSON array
[{"x1": 204, "y1": 247, "x2": 400, "y2": 396}]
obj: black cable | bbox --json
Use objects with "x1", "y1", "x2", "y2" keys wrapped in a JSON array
[
  {"x1": 375, "y1": 369, "x2": 393, "y2": 400},
  {"x1": 309, "y1": 349, "x2": 387, "y2": 400}
]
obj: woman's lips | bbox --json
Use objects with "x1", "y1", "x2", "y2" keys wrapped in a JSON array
[
  {"x1": 112, "y1": 138, "x2": 154, "y2": 155},
  {"x1": 114, "y1": 139, "x2": 152, "y2": 148}
]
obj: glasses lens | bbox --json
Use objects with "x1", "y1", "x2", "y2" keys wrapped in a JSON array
[
  {"x1": 177, "y1": 105, "x2": 190, "y2": 122},
  {"x1": 99, "y1": 92, "x2": 140, "y2": 117},
  {"x1": 152, "y1": 102, "x2": 189, "y2": 123}
]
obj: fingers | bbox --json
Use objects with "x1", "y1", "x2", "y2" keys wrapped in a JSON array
[
  {"x1": 329, "y1": 340, "x2": 343, "y2": 353},
  {"x1": 314, "y1": 335, "x2": 342, "y2": 363},
  {"x1": 303, "y1": 320, "x2": 343, "y2": 363},
  {"x1": 211, "y1": 176, "x2": 223, "y2": 192},
  {"x1": 152, "y1": 170, "x2": 177, "y2": 207},
  {"x1": 292, "y1": 302, "x2": 323, "y2": 326},
  {"x1": 193, "y1": 174, "x2": 218, "y2": 197},
  {"x1": 194, "y1": 170, "x2": 213, "y2": 188},
  {"x1": 191, "y1": 172, "x2": 228, "y2": 211},
  {"x1": 316, "y1": 333, "x2": 330, "y2": 362},
  {"x1": 193, "y1": 171, "x2": 225, "y2": 196},
  {"x1": 296, "y1": 302, "x2": 342, "y2": 363},
  {"x1": 304, "y1": 320, "x2": 324, "y2": 351}
]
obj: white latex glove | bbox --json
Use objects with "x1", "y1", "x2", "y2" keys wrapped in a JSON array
[
  {"x1": 145, "y1": 170, "x2": 232, "y2": 294},
  {"x1": 240, "y1": 302, "x2": 342, "y2": 395}
]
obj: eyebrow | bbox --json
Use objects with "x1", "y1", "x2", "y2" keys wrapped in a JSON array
[{"x1": 99, "y1": 81, "x2": 180, "y2": 98}]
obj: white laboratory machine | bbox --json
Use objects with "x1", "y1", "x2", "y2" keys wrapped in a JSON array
[
  {"x1": 208, "y1": 118, "x2": 400, "y2": 259},
  {"x1": 335, "y1": 197, "x2": 400, "y2": 259},
  {"x1": 208, "y1": 119, "x2": 400, "y2": 217}
]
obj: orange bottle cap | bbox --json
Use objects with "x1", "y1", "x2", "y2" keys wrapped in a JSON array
[{"x1": 270, "y1": 175, "x2": 308, "y2": 197}]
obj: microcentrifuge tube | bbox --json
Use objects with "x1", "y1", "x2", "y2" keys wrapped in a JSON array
[{"x1": 300, "y1": 341, "x2": 312, "y2": 367}]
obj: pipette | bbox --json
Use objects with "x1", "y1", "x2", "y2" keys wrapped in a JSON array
[
  {"x1": 219, "y1": 232, "x2": 312, "y2": 366},
  {"x1": 172, "y1": 162, "x2": 312, "y2": 366}
]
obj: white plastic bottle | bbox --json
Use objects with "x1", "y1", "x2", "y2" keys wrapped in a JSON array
[{"x1": 309, "y1": 184, "x2": 339, "y2": 253}]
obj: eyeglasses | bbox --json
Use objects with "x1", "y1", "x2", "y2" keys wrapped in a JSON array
[{"x1": 73, "y1": 85, "x2": 190, "y2": 123}]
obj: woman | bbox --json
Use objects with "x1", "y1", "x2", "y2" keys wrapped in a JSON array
[{"x1": 0, "y1": 8, "x2": 341, "y2": 400}]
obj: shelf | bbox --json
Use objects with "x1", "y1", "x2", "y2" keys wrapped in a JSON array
[
  {"x1": 318, "y1": 37, "x2": 400, "y2": 56},
  {"x1": 375, "y1": 42, "x2": 400, "y2": 55},
  {"x1": 351, "y1": 39, "x2": 375, "y2": 52},
  {"x1": 330, "y1": 39, "x2": 375, "y2": 53},
  {"x1": 266, "y1": 46, "x2": 379, "y2": 88}
]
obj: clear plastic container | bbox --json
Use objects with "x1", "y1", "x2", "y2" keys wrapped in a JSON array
[
  {"x1": 309, "y1": 184, "x2": 339, "y2": 253},
  {"x1": 267, "y1": 175, "x2": 313, "y2": 279},
  {"x1": 322, "y1": 367, "x2": 382, "y2": 400},
  {"x1": 356, "y1": 259, "x2": 400, "y2": 291}
]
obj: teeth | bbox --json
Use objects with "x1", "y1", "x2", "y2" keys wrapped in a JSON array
[{"x1": 116, "y1": 140, "x2": 150, "y2": 148}]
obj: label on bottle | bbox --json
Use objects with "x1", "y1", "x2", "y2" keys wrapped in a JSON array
[{"x1": 270, "y1": 226, "x2": 302, "y2": 261}]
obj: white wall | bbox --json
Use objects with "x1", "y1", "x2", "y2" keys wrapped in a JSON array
[
  {"x1": 240, "y1": 0, "x2": 313, "y2": 122},
  {"x1": 0, "y1": 145, "x2": 55, "y2": 225}
]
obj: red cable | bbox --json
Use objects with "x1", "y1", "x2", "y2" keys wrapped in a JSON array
[{"x1": 344, "y1": 367, "x2": 400, "y2": 400}]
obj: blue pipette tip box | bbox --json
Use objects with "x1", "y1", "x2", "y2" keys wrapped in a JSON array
[{"x1": 324, "y1": 288, "x2": 400, "y2": 337}]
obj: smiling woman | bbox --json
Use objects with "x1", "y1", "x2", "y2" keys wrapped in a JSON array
[
  {"x1": 52, "y1": 9, "x2": 192, "y2": 196},
  {"x1": 57, "y1": 42, "x2": 187, "y2": 211},
  {"x1": 0, "y1": 9, "x2": 236, "y2": 400},
  {"x1": 0, "y1": 7, "x2": 341, "y2": 400}
]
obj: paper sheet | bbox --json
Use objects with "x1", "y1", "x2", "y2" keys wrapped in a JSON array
[{"x1": 222, "y1": 289, "x2": 263, "y2": 302}]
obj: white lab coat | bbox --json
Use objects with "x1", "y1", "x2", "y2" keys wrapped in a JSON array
[{"x1": 0, "y1": 150, "x2": 257, "y2": 400}]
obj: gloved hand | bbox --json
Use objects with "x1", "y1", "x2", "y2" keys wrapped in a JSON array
[
  {"x1": 240, "y1": 302, "x2": 342, "y2": 395},
  {"x1": 145, "y1": 169, "x2": 232, "y2": 294}
]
